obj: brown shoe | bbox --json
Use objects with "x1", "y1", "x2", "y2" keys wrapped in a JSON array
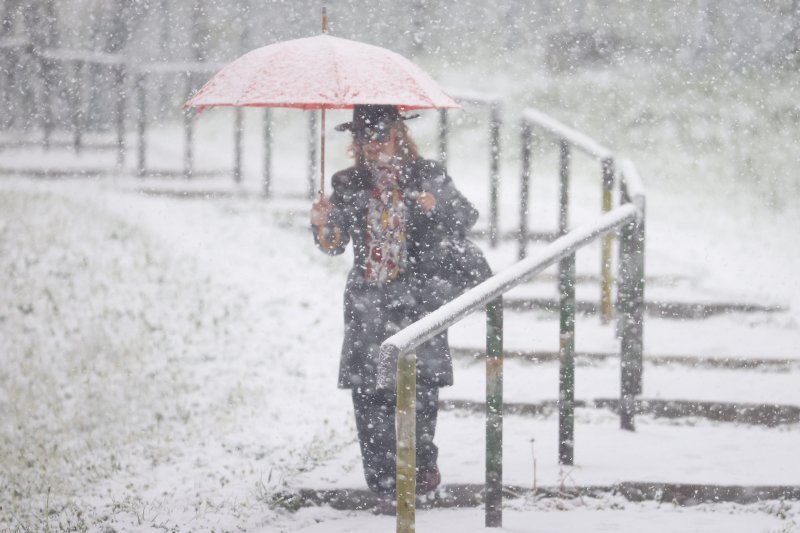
[
  {"x1": 416, "y1": 465, "x2": 441, "y2": 495},
  {"x1": 373, "y1": 496, "x2": 396, "y2": 516}
]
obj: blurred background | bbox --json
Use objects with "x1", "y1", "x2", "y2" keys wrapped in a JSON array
[{"x1": 1, "y1": 0, "x2": 799, "y2": 205}]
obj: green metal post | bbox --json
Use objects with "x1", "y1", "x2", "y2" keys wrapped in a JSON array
[
  {"x1": 619, "y1": 187, "x2": 645, "y2": 430},
  {"x1": 558, "y1": 139, "x2": 571, "y2": 235},
  {"x1": 618, "y1": 209, "x2": 636, "y2": 431},
  {"x1": 518, "y1": 121, "x2": 532, "y2": 260},
  {"x1": 396, "y1": 351, "x2": 416, "y2": 533},
  {"x1": 485, "y1": 297, "x2": 504, "y2": 527},
  {"x1": 600, "y1": 157, "x2": 615, "y2": 324},
  {"x1": 559, "y1": 251, "x2": 576, "y2": 465},
  {"x1": 489, "y1": 104, "x2": 501, "y2": 248}
]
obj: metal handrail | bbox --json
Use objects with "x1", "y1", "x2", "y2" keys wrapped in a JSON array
[
  {"x1": 378, "y1": 204, "x2": 638, "y2": 367},
  {"x1": 519, "y1": 108, "x2": 617, "y2": 323},
  {"x1": 381, "y1": 144, "x2": 645, "y2": 531}
]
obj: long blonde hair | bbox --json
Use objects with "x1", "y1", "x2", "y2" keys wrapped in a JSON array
[{"x1": 349, "y1": 122, "x2": 421, "y2": 167}]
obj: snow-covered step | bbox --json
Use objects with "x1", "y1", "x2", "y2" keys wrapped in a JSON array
[
  {"x1": 291, "y1": 409, "x2": 800, "y2": 493},
  {"x1": 450, "y1": 347, "x2": 800, "y2": 371},
  {"x1": 502, "y1": 297, "x2": 785, "y2": 320},
  {"x1": 443, "y1": 359, "x2": 800, "y2": 407},
  {"x1": 448, "y1": 310, "x2": 800, "y2": 361},
  {"x1": 440, "y1": 398, "x2": 800, "y2": 427}
]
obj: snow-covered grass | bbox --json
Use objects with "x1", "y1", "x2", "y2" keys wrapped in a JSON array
[{"x1": 0, "y1": 179, "x2": 355, "y2": 531}]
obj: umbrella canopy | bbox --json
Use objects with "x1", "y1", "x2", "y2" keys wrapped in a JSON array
[{"x1": 185, "y1": 34, "x2": 461, "y2": 111}]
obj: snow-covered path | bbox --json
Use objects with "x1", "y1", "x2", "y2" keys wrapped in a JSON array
[{"x1": 1, "y1": 176, "x2": 799, "y2": 532}]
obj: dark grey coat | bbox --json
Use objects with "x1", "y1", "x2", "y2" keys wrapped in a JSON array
[{"x1": 313, "y1": 159, "x2": 491, "y2": 392}]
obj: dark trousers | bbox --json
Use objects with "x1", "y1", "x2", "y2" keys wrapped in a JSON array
[{"x1": 351, "y1": 385, "x2": 439, "y2": 496}]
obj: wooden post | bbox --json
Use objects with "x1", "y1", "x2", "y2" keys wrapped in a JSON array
[
  {"x1": 489, "y1": 104, "x2": 501, "y2": 248},
  {"x1": 518, "y1": 121, "x2": 532, "y2": 260},
  {"x1": 485, "y1": 298, "x2": 504, "y2": 527},
  {"x1": 600, "y1": 157, "x2": 615, "y2": 323},
  {"x1": 263, "y1": 108, "x2": 272, "y2": 197},
  {"x1": 396, "y1": 351, "x2": 416, "y2": 533},
  {"x1": 559, "y1": 251, "x2": 576, "y2": 464},
  {"x1": 439, "y1": 108, "x2": 448, "y2": 168}
]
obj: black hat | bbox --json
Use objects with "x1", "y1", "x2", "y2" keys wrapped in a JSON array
[{"x1": 335, "y1": 105, "x2": 419, "y2": 143}]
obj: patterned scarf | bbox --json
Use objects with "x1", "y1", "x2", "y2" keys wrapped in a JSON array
[{"x1": 364, "y1": 161, "x2": 408, "y2": 284}]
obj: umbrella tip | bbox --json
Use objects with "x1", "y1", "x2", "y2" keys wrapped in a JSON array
[{"x1": 322, "y1": 5, "x2": 327, "y2": 34}]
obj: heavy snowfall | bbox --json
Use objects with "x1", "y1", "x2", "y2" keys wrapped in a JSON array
[{"x1": 1, "y1": 1, "x2": 799, "y2": 532}]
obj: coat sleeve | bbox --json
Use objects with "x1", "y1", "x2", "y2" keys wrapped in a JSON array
[
  {"x1": 417, "y1": 161, "x2": 479, "y2": 238},
  {"x1": 311, "y1": 173, "x2": 351, "y2": 256}
]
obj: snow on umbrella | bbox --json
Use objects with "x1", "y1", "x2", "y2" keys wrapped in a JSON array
[{"x1": 185, "y1": 29, "x2": 461, "y2": 197}]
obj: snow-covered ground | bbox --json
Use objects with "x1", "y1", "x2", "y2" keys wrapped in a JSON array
[{"x1": 2, "y1": 73, "x2": 799, "y2": 531}]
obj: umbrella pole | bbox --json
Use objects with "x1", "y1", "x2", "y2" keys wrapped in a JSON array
[
  {"x1": 320, "y1": 6, "x2": 327, "y2": 200},
  {"x1": 320, "y1": 108, "x2": 326, "y2": 199}
]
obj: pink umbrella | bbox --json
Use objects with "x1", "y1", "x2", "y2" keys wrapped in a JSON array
[{"x1": 185, "y1": 15, "x2": 461, "y2": 197}]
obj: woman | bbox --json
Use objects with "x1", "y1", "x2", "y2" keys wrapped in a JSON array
[{"x1": 310, "y1": 104, "x2": 490, "y2": 501}]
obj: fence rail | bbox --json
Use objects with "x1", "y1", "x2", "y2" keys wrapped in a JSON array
[
  {"x1": 380, "y1": 112, "x2": 646, "y2": 531},
  {"x1": 520, "y1": 109, "x2": 617, "y2": 323}
]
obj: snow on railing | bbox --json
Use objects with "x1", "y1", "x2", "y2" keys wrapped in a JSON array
[
  {"x1": 522, "y1": 108, "x2": 612, "y2": 160},
  {"x1": 519, "y1": 108, "x2": 617, "y2": 323},
  {"x1": 380, "y1": 113, "x2": 647, "y2": 531}
]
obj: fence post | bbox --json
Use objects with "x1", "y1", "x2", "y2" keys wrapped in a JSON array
[
  {"x1": 136, "y1": 72, "x2": 146, "y2": 178},
  {"x1": 72, "y1": 60, "x2": 83, "y2": 153},
  {"x1": 618, "y1": 184, "x2": 645, "y2": 430},
  {"x1": 439, "y1": 108, "x2": 448, "y2": 168},
  {"x1": 263, "y1": 108, "x2": 272, "y2": 196},
  {"x1": 308, "y1": 111, "x2": 317, "y2": 199},
  {"x1": 559, "y1": 250, "x2": 576, "y2": 464},
  {"x1": 558, "y1": 139, "x2": 571, "y2": 235},
  {"x1": 485, "y1": 297, "x2": 504, "y2": 527},
  {"x1": 633, "y1": 206, "x2": 645, "y2": 396},
  {"x1": 41, "y1": 56, "x2": 55, "y2": 150},
  {"x1": 233, "y1": 107, "x2": 243, "y2": 183},
  {"x1": 183, "y1": 71, "x2": 194, "y2": 179},
  {"x1": 489, "y1": 103, "x2": 501, "y2": 248},
  {"x1": 396, "y1": 350, "x2": 416, "y2": 533},
  {"x1": 115, "y1": 63, "x2": 126, "y2": 168},
  {"x1": 518, "y1": 121, "x2": 532, "y2": 260},
  {"x1": 600, "y1": 157, "x2": 615, "y2": 323}
]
